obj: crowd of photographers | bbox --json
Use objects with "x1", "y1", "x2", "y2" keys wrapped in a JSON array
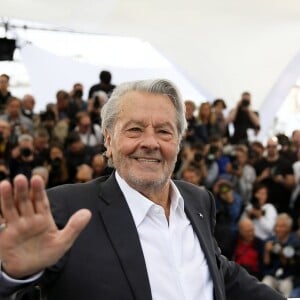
[
  {"x1": 1, "y1": 71, "x2": 300, "y2": 297},
  {"x1": 178, "y1": 94, "x2": 300, "y2": 297}
]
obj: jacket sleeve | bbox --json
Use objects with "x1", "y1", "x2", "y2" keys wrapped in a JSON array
[
  {"x1": 217, "y1": 253, "x2": 286, "y2": 300},
  {"x1": 207, "y1": 190, "x2": 286, "y2": 300}
]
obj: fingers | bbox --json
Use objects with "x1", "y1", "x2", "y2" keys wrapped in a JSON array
[
  {"x1": 0, "y1": 175, "x2": 49, "y2": 222},
  {"x1": 0, "y1": 180, "x2": 19, "y2": 222},
  {"x1": 14, "y1": 175, "x2": 35, "y2": 216},
  {"x1": 59, "y1": 209, "x2": 92, "y2": 251},
  {"x1": 30, "y1": 175, "x2": 50, "y2": 215}
]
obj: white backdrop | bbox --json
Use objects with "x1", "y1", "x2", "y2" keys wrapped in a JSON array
[{"x1": 20, "y1": 42, "x2": 208, "y2": 112}]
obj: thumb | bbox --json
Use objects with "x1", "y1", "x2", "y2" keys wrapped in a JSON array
[{"x1": 59, "y1": 209, "x2": 92, "y2": 250}]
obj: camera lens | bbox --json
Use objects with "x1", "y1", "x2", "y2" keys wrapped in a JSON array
[
  {"x1": 241, "y1": 99, "x2": 250, "y2": 108},
  {"x1": 282, "y1": 246, "x2": 295, "y2": 258},
  {"x1": 194, "y1": 152, "x2": 203, "y2": 162},
  {"x1": 272, "y1": 243, "x2": 282, "y2": 254},
  {"x1": 20, "y1": 148, "x2": 32, "y2": 157}
]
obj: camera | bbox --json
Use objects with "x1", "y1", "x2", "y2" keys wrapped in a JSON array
[
  {"x1": 271, "y1": 242, "x2": 300, "y2": 259},
  {"x1": 40, "y1": 110, "x2": 56, "y2": 122},
  {"x1": 206, "y1": 145, "x2": 219, "y2": 166},
  {"x1": 218, "y1": 183, "x2": 231, "y2": 194},
  {"x1": 271, "y1": 242, "x2": 282, "y2": 254},
  {"x1": 93, "y1": 97, "x2": 101, "y2": 109},
  {"x1": 241, "y1": 99, "x2": 250, "y2": 108},
  {"x1": 249, "y1": 196, "x2": 265, "y2": 219},
  {"x1": 231, "y1": 157, "x2": 239, "y2": 171},
  {"x1": 194, "y1": 152, "x2": 203, "y2": 162},
  {"x1": 51, "y1": 157, "x2": 62, "y2": 174},
  {"x1": 74, "y1": 89, "x2": 83, "y2": 99},
  {"x1": 20, "y1": 147, "x2": 32, "y2": 157}
]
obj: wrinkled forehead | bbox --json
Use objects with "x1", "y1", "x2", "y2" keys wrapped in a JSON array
[
  {"x1": 119, "y1": 90, "x2": 174, "y2": 106},
  {"x1": 117, "y1": 91, "x2": 176, "y2": 119}
]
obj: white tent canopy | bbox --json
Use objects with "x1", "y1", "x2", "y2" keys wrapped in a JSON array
[{"x1": 2, "y1": 0, "x2": 300, "y2": 138}]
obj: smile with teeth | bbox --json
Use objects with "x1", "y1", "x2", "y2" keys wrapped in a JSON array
[{"x1": 135, "y1": 158, "x2": 161, "y2": 163}]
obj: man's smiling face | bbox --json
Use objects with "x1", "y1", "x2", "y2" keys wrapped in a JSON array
[{"x1": 105, "y1": 91, "x2": 180, "y2": 192}]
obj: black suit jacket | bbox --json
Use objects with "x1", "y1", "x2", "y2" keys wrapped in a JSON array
[{"x1": 0, "y1": 173, "x2": 285, "y2": 300}]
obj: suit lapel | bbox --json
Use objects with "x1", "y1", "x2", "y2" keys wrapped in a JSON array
[
  {"x1": 178, "y1": 186, "x2": 225, "y2": 300},
  {"x1": 97, "y1": 174, "x2": 152, "y2": 300}
]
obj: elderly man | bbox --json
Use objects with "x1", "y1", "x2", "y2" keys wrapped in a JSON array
[
  {"x1": 262, "y1": 213, "x2": 300, "y2": 297},
  {"x1": 21, "y1": 94, "x2": 36, "y2": 120},
  {"x1": 0, "y1": 97, "x2": 34, "y2": 145},
  {"x1": 233, "y1": 218, "x2": 264, "y2": 279},
  {"x1": 0, "y1": 79, "x2": 285, "y2": 300},
  {"x1": 0, "y1": 120, "x2": 12, "y2": 161}
]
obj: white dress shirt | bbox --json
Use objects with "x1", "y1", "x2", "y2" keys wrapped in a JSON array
[{"x1": 116, "y1": 172, "x2": 213, "y2": 300}]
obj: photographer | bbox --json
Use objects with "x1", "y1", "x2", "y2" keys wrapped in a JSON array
[
  {"x1": 64, "y1": 131, "x2": 98, "y2": 182},
  {"x1": 47, "y1": 143, "x2": 69, "y2": 188},
  {"x1": 88, "y1": 70, "x2": 116, "y2": 99},
  {"x1": 9, "y1": 134, "x2": 38, "y2": 180},
  {"x1": 175, "y1": 143, "x2": 219, "y2": 189},
  {"x1": 0, "y1": 97, "x2": 34, "y2": 146},
  {"x1": 262, "y1": 213, "x2": 300, "y2": 297},
  {"x1": 69, "y1": 83, "x2": 87, "y2": 113},
  {"x1": 202, "y1": 144, "x2": 221, "y2": 188},
  {"x1": 73, "y1": 112, "x2": 103, "y2": 148},
  {"x1": 227, "y1": 91, "x2": 260, "y2": 145},
  {"x1": 181, "y1": 164, "x2": 204, "y2": 186},
  {"x1": 183, "y1": 100, "x2": 198, "y2": 145},
  {"x1": 0, "y1": 120, "x2": 12, "y2": 161},
  {"x1": 88, "y1": 91, "x2": 108, "y2": 125},
  {"x1": 213, "y1": 178, "x2": 243, "y2": 258},
  {"x1": 227, "y1": 145, "x2": 256, "y2": 204},
  {"x1": 255, "y1": 137, "x2": 295, "y2": 213},
  {"x1": 243, "y1": 184, "x2": 277, "y2": 240}
]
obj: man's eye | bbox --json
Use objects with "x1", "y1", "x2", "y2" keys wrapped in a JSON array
[
  {"x1": 159, "y1": 129, "x2": 171, "y2": 135},
  {"x1": 129, "y1": 127, "x2": 141, "y2": 132}
]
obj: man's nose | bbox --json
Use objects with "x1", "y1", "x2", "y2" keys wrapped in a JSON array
[{"x1": 140, "y1": 130, "x2": 160, "y2": 149}]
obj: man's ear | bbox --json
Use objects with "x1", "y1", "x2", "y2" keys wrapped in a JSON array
[{"x1": 104, "y1": 129, "x2": 112, "y2": 158}]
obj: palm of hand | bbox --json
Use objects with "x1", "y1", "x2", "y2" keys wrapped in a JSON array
[{"x1": 0, "y1": 175, "x2": 91, "y2": 279}]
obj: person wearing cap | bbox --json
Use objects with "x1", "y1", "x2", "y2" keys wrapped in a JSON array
[{"x1": 213, "y1": 178, "x2": 243, "y2": 258}]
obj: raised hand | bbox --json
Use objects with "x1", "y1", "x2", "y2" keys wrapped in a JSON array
[{"x1": 0, "y1": 174, "x2": 91, "y2": 279}]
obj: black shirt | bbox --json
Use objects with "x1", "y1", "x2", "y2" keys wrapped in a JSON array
[{"x1": 254, "y1": 157, "x2": 293, "y2": 213}]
